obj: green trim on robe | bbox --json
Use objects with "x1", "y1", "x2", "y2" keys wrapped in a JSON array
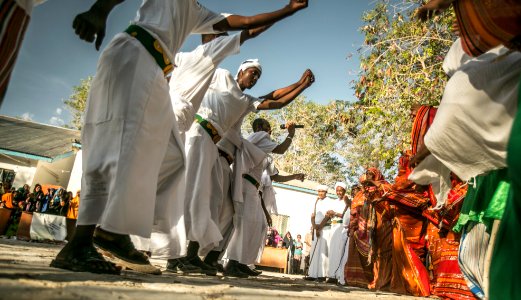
[{"x1": 490, "y1": 76, "x2": 521, "y2": 300}]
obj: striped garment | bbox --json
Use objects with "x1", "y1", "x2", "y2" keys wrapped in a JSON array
[
  {"x1": 0, "y1": 0, "x2": 31, "y2": 107},
  {"x1": 454, "y1": 0, "x2": 521, "y2": 57}
]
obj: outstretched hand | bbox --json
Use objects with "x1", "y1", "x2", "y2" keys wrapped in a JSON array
[
  {"x1": 289, "y1": 0, "x2": 309, "y2": 12},
  {"x1": 417, "y1": 0, "x2": 454, "y2": 21},
  {"x1": 409, "y1": 145, "x2": 431, "y2": 168},
  {"x1": 294, "y1": 173, "x2": 306, "y2": 182},
  {"x1": 302, "y1": 69, "x2": 315, "y2": 87},
  {"x1": 72, "y1": 5, "x2": 109, "y2": 50}
]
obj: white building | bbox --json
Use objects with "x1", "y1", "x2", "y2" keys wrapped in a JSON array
[{"x1": 0, "y1": 115, "x2": 81, "y2": 191}]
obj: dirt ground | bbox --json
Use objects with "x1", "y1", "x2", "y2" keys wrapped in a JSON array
[{"x1": 0, "y1": 238, "x2": 417, "y2": 300}]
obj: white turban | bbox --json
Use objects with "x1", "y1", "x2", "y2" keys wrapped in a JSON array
[
  {"x1": 316, "y1": 184, "x2": 329, "y2": 192},
  {"x1": 235, "y1": 59, "x2": 262, "y2": 80},
  {"x1": 334, "y1": 182, "x2": 347, "y2": 191}
]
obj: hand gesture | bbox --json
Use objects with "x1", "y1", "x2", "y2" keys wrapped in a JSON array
[
  {"x1": 286, "y1": 121, "x2": 296, "y2": 136},
  {"x1": 289, "y1": 0, "x2": 308, "y2": 12},
  {"x1": 72, "y1": 6, "x2": 108, "y2": 50},
  {"x1": 408, "y1": 145, "x2": 431, "y2": 168},
  {"x1": 303, "y1": 69, "x2": 315, "y2": 87},
  {"x1": 294, "y1": 173, "x2": 306, "y2": 182},
  {"x1": 417, "y1": 0, "x2": 454, "y2": 21}
]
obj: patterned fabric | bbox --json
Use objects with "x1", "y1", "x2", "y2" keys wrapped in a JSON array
[
  {"x1": 427, "y1": 225, "x2": 477, "y2": 300},
  {"x1": 411, "y1": 106, "x2": 438, "y2": 156},
  {"x1": 454, "y1": 0, "x2": 521, "y2": 57},
  {"x1": 390, "y1": 207, "x2": 431, "y2": 297},
  {"x1": 345, "y1": 190, "x2": 374, "y2": 287},
  {"x1": 0, "y1": 0, "x2": 31, "y2": 106}
]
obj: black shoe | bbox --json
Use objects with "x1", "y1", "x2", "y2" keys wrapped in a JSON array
[
  {"x1": 223, "y1": 260, "x2": 249, "y2": 278},
  {"x1": 317, "y1": 277, "x2": 326, "y2": 282},
  {"x1": 189, "y1": 256, "x2": 217, "y2": 276},
  {"x1": 237, "y1": 263, "x2": 262, "y2": 276},
  {"x1": 167, "y1": 258, "x2": 202, "y2": 274},
  {"x1": 304, "y1": 276, "x2": 317, "y2": 281},
  {"x1": 325, "y1": 278, "x2": 338, "y2": 284}
]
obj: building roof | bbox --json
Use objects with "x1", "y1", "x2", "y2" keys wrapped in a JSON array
[
  {"x1": 273, "y1": 171, "x2": 338, "y2": 198},
  {"x1": 0, "y1": 115, "x2": 80, "y2": 162}
]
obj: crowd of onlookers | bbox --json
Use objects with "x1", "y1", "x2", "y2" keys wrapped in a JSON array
[
  {"x1": 0, "y1": 182, "x2": 80, "y2": 236},
  {"x1": 265, "y1": 227, "x2": 312, "y2": 275}
]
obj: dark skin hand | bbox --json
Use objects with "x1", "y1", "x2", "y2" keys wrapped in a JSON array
[
  {"x1": 409, "y1": 145, "x2": 431, "y2": 168},
  {"x1": 417, "y1": 0, "x2": 455, "y2": 21},
  {"x1": 72, "y1": 0, "x2": 124, "y2": 50}
]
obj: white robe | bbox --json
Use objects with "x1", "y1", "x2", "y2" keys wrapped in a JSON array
[
  {"x1": 325, "y1": 199, "x2": 346, "y2": 279},
  {"x1": 78, "y1": 1, "x2": 225, "y2": 250},
  {"x1": 182, "y1": 69, "x2": 262, "y2": 252},
  {"x1": 225, "y1": 132, "x2": 278, "y2": 264},
  {"x1": 170, "y1": 34, "x2": 241, "y2": 133},
  {"x1": 308, "y1": 197, "x2": 343, "y2": 278}
]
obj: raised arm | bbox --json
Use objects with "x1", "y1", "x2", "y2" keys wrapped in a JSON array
[
  {"x1": 240, "y1": 24, "x2": 274, "y2": 44},
  {"x1": 261, "y1": 69, "x2": 312, "y2": 100},
  {"x1": 271, "y1": 173, "x2": 306, "y2": 183},
  {"x1": 256, "y1": 70, "x2": 315, "y2": 110},
  {"x1": 272, "y1": 122, "x2": 296, "y2": 154},
  {"x1": 72, "y1": 0, "x2": 125, "y2": 50},
  {"x1": 213, "y1": 0, "x2": 308, "y2": 32}
]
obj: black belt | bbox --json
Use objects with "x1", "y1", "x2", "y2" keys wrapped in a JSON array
[
  {"x1": 124, "y1": 24, "x2": 174, "y2": 76},
  {"x1": 242, "y1": 174, "x2": 260, "y2": 189},
  {"x1": 194, "y1": 114, "x2": 221, "y2": 144},
  {"x1": 218, "y1": 149, "x2": 233, "y2": 165}
]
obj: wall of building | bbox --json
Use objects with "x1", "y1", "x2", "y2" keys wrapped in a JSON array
[
  {"x1": 272, "y1": 187, "x2": 318, "y2": 238},
  {"x1": 0, "y1": 156, "x2": 37, "y2": 189},
  {"x1": 31, "y1": 154, "x2": 76, "y2": 189}
]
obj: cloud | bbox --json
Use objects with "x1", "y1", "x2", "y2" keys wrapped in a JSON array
[
  {"x1": 49, "y1": 116, "x2": 65, "y2": 126},
  {"x1": 55, "y1": 108, "x2": 62, "y2": 115},
  {"x1": 21, "y1": 112, "x2": 34, "y2": 121}
]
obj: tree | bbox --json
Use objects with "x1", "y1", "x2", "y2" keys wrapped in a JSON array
[
  {"x1": 346, "y1": 0, "x2": 456, "y2": 177},
  {"x1": 64, "y1": 76, "x2": 92, "y2": 130}
]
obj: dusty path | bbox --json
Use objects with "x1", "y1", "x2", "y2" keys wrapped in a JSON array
[{"x1": 0, "y1": 238, "x2": 417, "y2": 300}]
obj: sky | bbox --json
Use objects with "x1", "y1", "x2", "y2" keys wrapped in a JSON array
[{"x1": 1, "y1": 0, "x2": 372, "y2": 127}]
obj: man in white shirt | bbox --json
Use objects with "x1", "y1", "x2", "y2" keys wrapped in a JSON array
[
  {"x1": 223, "y1": 118, "x2": 305, "y2": 277},
  {"x1": 51, "y1": 0, "x2": 309, "y2": 275},
  {"x1": 172, "y1": 60, "x2": 314, "y2": 275},
  {"x1": 306, "y1": 184, "x2": 344, "y2": 281}
]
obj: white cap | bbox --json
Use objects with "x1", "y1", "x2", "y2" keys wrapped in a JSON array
[
  {"x1": 316, "y1": 184, "x2": 329, "y2": 192},
  {"x1": 334, "y1": 182, "x2": 347, "y2": 190},
  {"x1": 235, "y1": 59, "x2": 262, "y2": 80}
]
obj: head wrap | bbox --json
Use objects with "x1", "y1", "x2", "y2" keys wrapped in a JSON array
[
  {"x1": 235, "y1": 59, "x2": 262, "y2": 80},
  {"x1": 316, "y1": 184, "x2": 329, "y2": 192},
  {"x1": 334, "y1": 182, "x2": 347, "y2": 191}
]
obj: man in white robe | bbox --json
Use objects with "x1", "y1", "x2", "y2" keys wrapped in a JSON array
[
  {"x1": 51, "y1": 0, "x2": 310, "y2": 275},
  {"x1": 173, "y1": 61, "x2": 314, "y2": 275},
  {"x1": 306, "y1": 184, "x2": 344, "y2": 281},
  {"x1": 223, "y1": 118, "x2": 305, "y2": 277},
  {"x1": 327, "y1": 182, "x2": 352, "y2": 284},
  {"x1": 133, "y1": 22, "x2": 283, "y2": 273}
]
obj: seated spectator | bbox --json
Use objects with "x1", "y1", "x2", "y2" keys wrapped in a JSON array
[
  {"x1": 59, "y1": 191, "x2": 72, "y2": 217},
  {"x1": 293, "y1": 234, "x2": 304, "y2": 274},
  {"x1": 1, "y1": 188, "x2": 15, "y2": 209},
  {"x1": 67, "y1": 190, "x2": 80, "y2": 220},
  {"x1": 24, "y1": 193, "x2": 36, "y2": 212},
  {"x1": 48, "y1": 188, "x2": 63, "y2": 215},
  {"x1": 40, "y1": 188, "x2": 55, "y2": 213},
  {"x1": 32, "y1": 184, "x2": 44, "y2": 212},
  {"x1": 15, "y1": 184, "x2": 29, "y2": 204}
]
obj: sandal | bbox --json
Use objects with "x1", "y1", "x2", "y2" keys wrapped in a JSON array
[
  {"x1": 93, "y1": 228, "x2": 161, "y2": 275},
  {"x1": 50, "y1": 244, "x2": 121, "y2": 275}
]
